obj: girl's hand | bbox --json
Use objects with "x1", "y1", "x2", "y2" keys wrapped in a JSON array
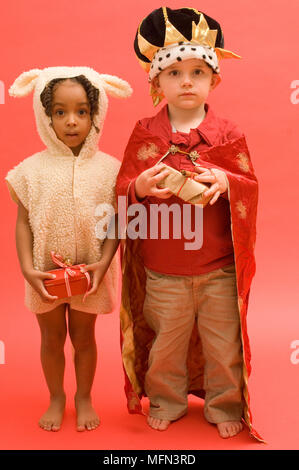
[
  {"x1": 193, "y1": 167, "x2": 228, "y2": 205},
  {"x1": 135, "y1": 164, "x2": 173, "y2": 200},
  {"x1": 23, "y1": 268, "x2": 58, "y2": 303},
  {"x1": 80, "y1": 261, "x2": 107, "y2": 298}
]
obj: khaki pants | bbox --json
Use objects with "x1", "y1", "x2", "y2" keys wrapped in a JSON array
[{"x1": 143, "y1": 264, "x2": 243, "y2": 423}]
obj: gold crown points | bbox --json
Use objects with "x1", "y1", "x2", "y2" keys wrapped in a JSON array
[
  {"x1": 162, "y1": 6, "x2": 217, "y2": 47},
  {"x1": 191, "y1": 13, "x2": 218, "y2": 48}
]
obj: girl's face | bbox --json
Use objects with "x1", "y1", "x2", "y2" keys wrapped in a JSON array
[
  {"x1": 152, "y1": 58, "x2": 220, "y2": 110},
  {"x1": 51, "y1": 80, "x2": 92, "y2": 155}
]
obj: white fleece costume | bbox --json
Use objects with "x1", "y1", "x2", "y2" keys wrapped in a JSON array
[{"x1": 6, "y1": 66, "x2": 132, "y2": 314}]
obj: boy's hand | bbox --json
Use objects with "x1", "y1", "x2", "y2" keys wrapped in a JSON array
[
  {"x1": 135, "y1": 164, "x2": 173, "y2": 200},
  {"x1": 80, "y1": 261, "x2": 107, "y2": 298},
  {"x1": 193, "y1": 167, "x2": 228, "y2": 205},
  {"x1": 23, "y1": 268, "x2": 58, "y2": 303}
]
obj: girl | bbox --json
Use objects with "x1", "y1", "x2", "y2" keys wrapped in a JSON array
[{"x1": 6, "y1": 67, "x2": 132, "y2": 432}]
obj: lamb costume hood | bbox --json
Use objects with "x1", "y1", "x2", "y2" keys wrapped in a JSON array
[
  {"x1": 116, "y1": 7, "x2": 263, "y2": 442},
  {"x1": 6, "y1": 66, "x2": 132, "y2": 314}
]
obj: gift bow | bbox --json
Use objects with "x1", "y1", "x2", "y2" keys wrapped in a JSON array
[{"x1": 50, "y1": 251, "x2": 91, "y2": 301}]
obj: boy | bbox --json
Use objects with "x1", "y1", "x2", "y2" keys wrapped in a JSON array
[{"x1": 117, "y1": 7, "x2": 262, "y2": 441}]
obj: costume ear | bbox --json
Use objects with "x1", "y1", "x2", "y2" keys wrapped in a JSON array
[
  {"x1": 9, "y1": 69, "x2": 42, "y2": 97},
  {"x1": 99, "y1": 74, "x2": 132, "y2": 99}
]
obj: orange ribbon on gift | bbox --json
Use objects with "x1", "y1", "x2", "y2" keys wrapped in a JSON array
[
  {"x1": 50, "y1": 251, "x2": 91, "y2": 301},
  {"x1": 176, "y1": 172, "x2": 197, "y2": 198}
]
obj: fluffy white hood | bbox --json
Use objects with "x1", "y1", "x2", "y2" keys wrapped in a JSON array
[{"x1": 9, "y1": 66, "x2": 132, "y2": 159}]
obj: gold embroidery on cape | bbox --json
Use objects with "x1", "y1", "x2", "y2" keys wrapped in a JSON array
[
  {"x1": 137, "y1": 143, "x2": 159, "y2": 161},
  {"x1": 237, "y1": 152, "x2": 250, "y2": 173},
  {"x1": 236, "y1": 200, "x2": 247, "y2": 219}
]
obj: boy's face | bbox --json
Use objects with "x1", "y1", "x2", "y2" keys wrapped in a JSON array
[
  {"x1": 51, "y1": 80, "x2": 92, "y2": 155},
  {"x1": 152, "y1": 58, "x2": 220, "y2": 110}
]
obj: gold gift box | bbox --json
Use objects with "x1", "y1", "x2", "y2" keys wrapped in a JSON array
[{"x1": 157, "y1": 163, "x2": 212, "y2": 206}]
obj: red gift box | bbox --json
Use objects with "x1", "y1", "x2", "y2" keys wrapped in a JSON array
[{"x1": 44, "y1": 252, "x2": 90, "y2": 300}]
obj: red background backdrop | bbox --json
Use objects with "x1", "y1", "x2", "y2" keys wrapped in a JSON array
[{"x1": 0, "y1": 0, "x2": 298, "y2": 450}]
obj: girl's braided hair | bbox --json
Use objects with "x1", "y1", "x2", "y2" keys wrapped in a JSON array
[{"x1": 40, "y1": 75, "x2": 100, "y2": 132}]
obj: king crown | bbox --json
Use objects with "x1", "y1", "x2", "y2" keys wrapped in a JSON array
[{"x1": 137, "y1": 7, "x2": 241, "y2": 73}]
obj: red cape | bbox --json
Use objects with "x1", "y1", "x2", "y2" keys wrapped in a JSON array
[{"x1": 116, "y1": 120, "x2": 263, "y2": 442}]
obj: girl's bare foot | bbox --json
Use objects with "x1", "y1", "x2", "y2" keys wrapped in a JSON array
[
  {"x1": 75, "y1": 394, "x2": 100, "y2": 431},
  {"x1": 39, "y1": 394, "x2": 66, "y2": 431},
  {"x1": 147, "y1": 416, "x2": 171, "y2": 431},
  {"x1": 217, "y1": 420, "x2": 243, "y2": 438}
]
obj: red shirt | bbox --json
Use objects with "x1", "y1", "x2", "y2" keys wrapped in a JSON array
[{"x1": 129, "y1": 104, "x2": 243, "y2": 276}]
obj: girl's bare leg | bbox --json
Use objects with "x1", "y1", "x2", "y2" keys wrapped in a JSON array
[
  {"x1": 36, "y1": 304, "x2": 67, "y2": 431},
  {"x1": 68, "y1": 308, "x2": 99, "y2": 431}
]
